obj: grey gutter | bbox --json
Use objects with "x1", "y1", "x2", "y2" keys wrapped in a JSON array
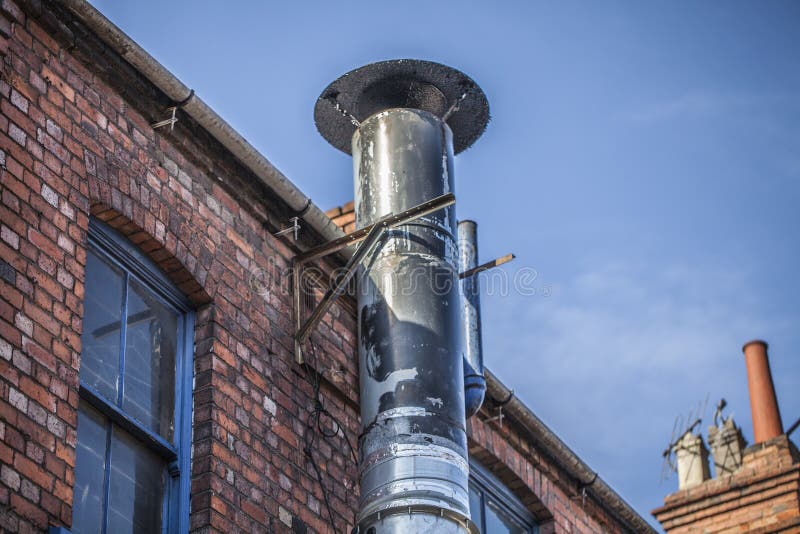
[
  {"x1": 58, "y1": 0, "x2": 344, "y2": 245},
  {"x1": 484, "y1": 369, "x2": 657, "y2": 534}
]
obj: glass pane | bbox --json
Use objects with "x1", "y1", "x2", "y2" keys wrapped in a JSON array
[
  {"x1": 107, "y1": 425, "x2": 165, "y2": 534},
  {"x1": 469, "y1": 485, "x2": 484, "y2": 533},
  {"x1": 80, "y1": 250, "x2": 125, "y2": 400},
  {"x1": 72, "y1": 401, "x2": 108, "y2": 534},
  {"x1": 485, "y1": 498, "x2": 526, "y2": 534},
  {"x1": 122, "y1": 277, "x2": 178, "y2": 440}
]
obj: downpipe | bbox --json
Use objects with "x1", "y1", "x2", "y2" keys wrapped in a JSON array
[{"x1": 459, "y1": 220, "x2": 486, "y2": 419}]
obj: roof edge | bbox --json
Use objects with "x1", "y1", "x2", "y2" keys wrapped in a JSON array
[
  {"x1": 52, "y1": 0, "x2": 344, "y2": 247},
  {"x1": 484, "y1": 369, "x2": 656, "y2": 533}
]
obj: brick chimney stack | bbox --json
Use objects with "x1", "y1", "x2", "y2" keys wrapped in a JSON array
[
  {"x1": 742, "y1": 340, "x2": 783, "y2": 443},
  {"x1": 654, "y1": 340, "x2": 799, "y2": 533}
]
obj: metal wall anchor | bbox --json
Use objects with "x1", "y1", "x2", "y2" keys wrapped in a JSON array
[
  {"x1": 273, "y1": 217, "x2": 300, "y2": 241},
  {"x1": 151, "y1": 106, "x2": 178, "y2": 131}
]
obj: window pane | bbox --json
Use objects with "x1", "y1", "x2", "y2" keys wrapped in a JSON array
[
  {"x1": 80, "y1": 250, "x2": 124, "y2": 400},
  {"x1": 107, "y1": 425, "x2": 166, "y2": 534},
  {"x1": 122, "y1": 277, "x2": 177, "y2": 441},
  {"x1": 72, "y1": 401, "x2": 108, "y2": 534},
  {"x1": 469, "y1": 485, "x2": 484, "y2": 532},
  {"x1": 485, "y1": 498, "x2": 526, "y2": 534}
]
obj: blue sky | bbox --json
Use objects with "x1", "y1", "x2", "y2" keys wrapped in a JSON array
[{"x1": 89, "y1": 1, "x2": 800, "y2": 529}]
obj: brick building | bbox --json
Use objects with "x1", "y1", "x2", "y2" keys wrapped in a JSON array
[
  {"x1": 0, "y1": 0, "x2": 653, "y2": 532},
  {"x1": 652, "y1": 341, "x2": 800, "y2": 533}
]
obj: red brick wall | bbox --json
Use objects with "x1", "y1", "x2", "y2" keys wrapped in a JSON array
[
  {"x1": 0, "y1": 1, "x2": 360, "y2": 532},
  {"x1": 324, "y1": 202, "x2": 355, "y2": 234},
  {"x1": 652, "y1": 435, "x2": 800, "y2": 533}
]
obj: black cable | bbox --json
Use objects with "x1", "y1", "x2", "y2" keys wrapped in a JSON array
[
  {"x1": 303, "y1": 342, "x2": 358, "y2": 464},
  {"x1": 301, "y1": 340, "x2": 358, "y2": 533},
  {"x1": 304, "y1": 439, "x2": 338, "y2": 534}
]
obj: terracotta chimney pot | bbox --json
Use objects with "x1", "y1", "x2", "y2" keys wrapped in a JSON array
[{"x1": 742, "y1": 340, "x2": 783, "y2": 443}]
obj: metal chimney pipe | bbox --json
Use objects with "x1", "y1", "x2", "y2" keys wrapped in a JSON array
[
  {"x1": 315, "y1": 60, "x2": 489, "y2": 534},
  {"x1": 353, "y1": 108, "x2": 469, "y2": 533},
  {"x1": 742, "y1": 340, "x2": 783, "y2": 443},
  {"x1": 459, "y1": 220, "x2": 486, "y2": 418}
]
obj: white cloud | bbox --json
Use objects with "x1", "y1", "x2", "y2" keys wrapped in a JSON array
[
  {"x1": 625, "y1": 90, "x2": 799, "y2": 123},
  {"x1": 481, "y1": 259, "x2": 775, "y2": 526}
]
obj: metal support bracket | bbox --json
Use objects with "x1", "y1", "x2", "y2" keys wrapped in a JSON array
[
  {"x1": 484, "y1": 406, "x2": 506, "y2": 427},
  {"x1": 151, "y1": 106, "x2": 178, "y2": 131},
  {"x1": 274, "y1": 216, "x2": 301, "y2": 241},
  {"x1": 458, "y1": 252, "x2": 515, "y2": 280},
  {"x1": 485, "y1": 389, "x2": 515, "y2": 428},
  {"x1": 292, "y1": 193, "x2": 456, "y2": 364}
]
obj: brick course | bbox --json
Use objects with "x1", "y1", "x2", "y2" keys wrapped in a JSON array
[
  {"x1": 652, "y1": 435, "x2": 800, "y2": 533},
  {"x1": 324, "y1": 202, "x2": 355, "y2": 235}
]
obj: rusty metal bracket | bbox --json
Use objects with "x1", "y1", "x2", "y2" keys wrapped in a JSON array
[
  {"x1": 458, "y1": 253, "x2": 515, "y2": 280},
  {"x1": 292, "y1": 192, "x2": 456, "y2": 364}
]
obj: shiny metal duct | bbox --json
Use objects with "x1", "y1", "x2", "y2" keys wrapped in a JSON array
[
  {"x1": 315, "y1": 59, "x2": 489, "y2": 534},
  {"x1": 459, "y1": 221, "x2": 486, "y2": 418},
  {"x1": 354, "y1": 108, "x2": 471, "y2": 533}
]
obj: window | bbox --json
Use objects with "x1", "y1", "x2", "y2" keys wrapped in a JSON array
[
  {"x1": 469, "y1": 461, "x2": 537, "y2": 534},
  {"x1": 72, "y1": 219, "x2": 194, "y2": 534}
]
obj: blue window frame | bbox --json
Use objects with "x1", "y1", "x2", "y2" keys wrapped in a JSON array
[
  {"x1": 469, "y1": 461, "x2": 538, "y2": 534},
  {"x1": 71, "y1": 219, "x2": 194, "y2": 534}
]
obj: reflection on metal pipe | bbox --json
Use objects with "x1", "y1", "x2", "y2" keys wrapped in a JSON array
[
  {"x1": 315, "y1": 59, "x2": 489, "y2": 534},
  {"x1": 353, "y1": 109, "x2": 471, "y2": 533},
  {"x1": 459, "y1": 221, "x2": 486, "y2": 418}
]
